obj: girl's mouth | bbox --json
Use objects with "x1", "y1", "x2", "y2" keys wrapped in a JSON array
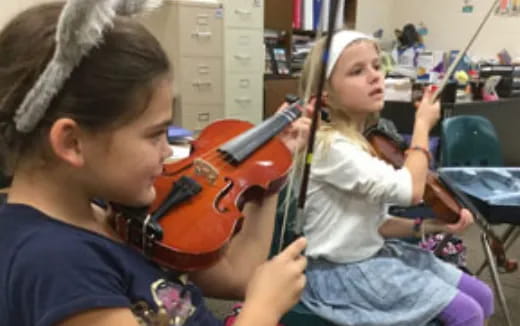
[{"x1": 369, "y1": 87, "x2": 383, "y2": 97}]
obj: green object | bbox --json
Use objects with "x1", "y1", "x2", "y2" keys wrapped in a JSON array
[
  {"x1": 380, "y1": 51, "x2": 395, "y2": 75},
  {"x1": 463, "y1": 5, "x2": 474, "y2": 13},
  {"x1": 440, "y1": 115, "x2": 503, "y2": 167}
]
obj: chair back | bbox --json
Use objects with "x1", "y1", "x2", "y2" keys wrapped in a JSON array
[{"x1": 440, "y1": 115, "x2": 503, "y2": 167}]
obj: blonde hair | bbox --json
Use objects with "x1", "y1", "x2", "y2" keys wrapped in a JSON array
[{"x1": 299, "y1": 33, "x2": 380, "y2": 154}]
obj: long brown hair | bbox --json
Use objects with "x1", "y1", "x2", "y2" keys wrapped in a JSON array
[{"x1": 0, "y1": 2, "x2": 171, "y2": 174}]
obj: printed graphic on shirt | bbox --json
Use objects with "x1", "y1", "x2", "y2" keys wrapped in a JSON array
[{"x1": 132, "y1": 279, "x2": 196, "y2": 326}]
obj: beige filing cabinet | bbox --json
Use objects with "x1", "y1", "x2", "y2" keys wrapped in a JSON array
[
  {"x1": 138, "y1": 0, "x2": 224, "y2": 132},
  {"x1": 223, "y1": 0, "x2": 264, "y2": 124},
  {"x1": 138, "y1": 0, "x2": 264, "y2": 132}
]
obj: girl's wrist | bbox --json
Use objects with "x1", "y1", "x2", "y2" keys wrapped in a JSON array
[
  {"x1": 412, "y1": 217, "x2": 424, "y2": 239},
  {"x1": 413, "y1": 118, "x2": 432, "y2": 133},
  {"x1": 238, "y1": 301, "x2": 280, "y2": 325},
  {"x1": 423, "y1": 219, "x2": 443, "y2": 234}
]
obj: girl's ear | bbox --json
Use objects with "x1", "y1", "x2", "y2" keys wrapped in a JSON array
[
  {"x1": 321, "y1": 91, "x2": 330, "y2": 107},
  {"x1": 48, "y1": 118, "x2": 85, "y2": 168}
]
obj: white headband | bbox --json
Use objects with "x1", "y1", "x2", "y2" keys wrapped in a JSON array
[
  {"x1": 326, "y1": 30, "x2": 375, "y2": 78},
  {"x1": 13, "y1": 0, "x2": 164, "y2": 133}
]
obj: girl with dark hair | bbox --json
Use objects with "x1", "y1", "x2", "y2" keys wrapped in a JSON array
[{"x1": 0, "y1": 1, "x2": 311, "y2": 325}]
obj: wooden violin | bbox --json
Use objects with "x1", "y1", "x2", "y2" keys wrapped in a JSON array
[
  {"x1": 364, "y1": 126, "x2": 461, "y2": 224},
  {"x1": 111, "y1": 101, "x2": 304, "y2": 271},
  {"x1": 365, "y1": 125, "x2": 518, "y2": 272}
]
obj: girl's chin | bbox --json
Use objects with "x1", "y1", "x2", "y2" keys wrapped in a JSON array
[
  {"x1": 371, "y1": 101, "x2": 385, "y2": 112},
  {"x1": 128, "y1": 187, "x2": 157, "y2": 208}
]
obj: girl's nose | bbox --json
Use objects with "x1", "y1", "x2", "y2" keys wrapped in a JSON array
[
  {"x1": 162, "y1": 138, "x2": 173, "y2": 161},
  {"x1": 368, "y1": 67, "x2": 382, "y2": 84}
]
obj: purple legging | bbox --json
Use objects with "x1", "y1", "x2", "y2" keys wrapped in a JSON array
[{"x1": 438, "y1": 273, "x2": 494, "y2": 326}]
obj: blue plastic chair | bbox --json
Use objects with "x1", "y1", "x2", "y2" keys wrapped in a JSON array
[
  {"x1": 439, "y1": 115, "x2": 514, "y2": 326},
  {"x1": 440, "y1": 115, "x2": 502, "y2": 167}
]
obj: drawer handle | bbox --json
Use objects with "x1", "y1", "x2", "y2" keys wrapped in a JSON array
[
  {"x1": 239, "y1": 79, "x2": 250, "y2": 88},
  {"x1": 198, "y1": 113, "x2": 210, "y2": 121},
  {"x1": 235, "y1": 9, "x2": 252, "y2": 16},
  {"x1": 192, "y1": 31, "x2": 212, "y2": 38},
  {"x1": 234, "y1": 54, "x2": 251, "y2": 61},
  {"x1": 235, "y1": 97, "x2": 252, "y2": 103},
  {"x1": 196, "y1": 14, "x2": 210, "y2": 25},
  {"x1": 198, "y1": 66, "x2": 210, "y2": 74},
  {"x1": 192, "y1": 80, "x2": 212, "y2": 87}
]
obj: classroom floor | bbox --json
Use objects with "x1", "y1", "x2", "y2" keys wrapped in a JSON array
[{"x1": 206, "y1": 224, "x2": 520, "y2": 325}]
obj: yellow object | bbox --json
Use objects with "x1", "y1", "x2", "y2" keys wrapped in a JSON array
[{"x1": 454, "y1": 70, "x2": 469, "y2": 84}]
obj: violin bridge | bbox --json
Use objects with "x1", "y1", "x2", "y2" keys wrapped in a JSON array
[{"x1": 193, "y1": 158, "x2": 219, "y2": 184}]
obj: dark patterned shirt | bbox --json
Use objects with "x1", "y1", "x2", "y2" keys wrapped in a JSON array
[{"x1": 0, "y1": 203, "x2": 222, "y2": 326}]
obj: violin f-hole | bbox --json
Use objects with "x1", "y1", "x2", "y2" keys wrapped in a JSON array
[{"x1": 215, "y1": 178, "x2": 233, "y2": 214}]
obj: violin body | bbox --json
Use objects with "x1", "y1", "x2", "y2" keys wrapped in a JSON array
[
  {"x1": 112, "y1": 104, "x2": 303, "y2": 271},
  {"x1": 153, "y1": 120, "x2": 291, "y2": 270},
  {"x1": 365, "y1": 127, "x2": 461, "y2": 224}
]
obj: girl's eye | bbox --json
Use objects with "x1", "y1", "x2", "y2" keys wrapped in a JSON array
[
  {"x1": 350, "y1": 68, "x2": 363, "y2": 76},
  {"x1": 151, "y1": 130, "x2": 167, "y2": 141}
]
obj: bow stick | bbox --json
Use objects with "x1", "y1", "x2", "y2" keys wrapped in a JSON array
[
  {"x1": 277, "y1": 0, "x2": 341, "y2": 252},
  {"x1": 432, "y1": 0, "x2": 499, "y2": 102}
]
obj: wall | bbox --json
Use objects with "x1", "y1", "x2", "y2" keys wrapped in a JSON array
[
  {"x1": 355, "y1": 0, "x2": 397, "y2": 47},
  {"x1": 0, "y1": 0, "x2": 54, "y2": 29},
  {"x1": 357, "y1": 0, "x2": 520, "y2": 59}
]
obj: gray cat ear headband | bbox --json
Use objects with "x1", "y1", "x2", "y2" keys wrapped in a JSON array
[{"x1": 13, "y1": 0, "x2": 164, "y2": 133}]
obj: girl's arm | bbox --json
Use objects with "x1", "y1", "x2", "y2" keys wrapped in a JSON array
[
  {"x1": 189, "y1": 193, "x2": 279, "y2": 299},
  {"x1": 379, "y1": 209, "x2": 474, "y2": 238},
  {"x1": 403, "y1": 89, "x2": 440, "y2": 204}
]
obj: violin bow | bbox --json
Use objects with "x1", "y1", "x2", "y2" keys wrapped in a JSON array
[
  {"x1": 277, "y1": 1, "x2": 327, "y2": 252},
  {"x1": 277, "y1": 0, "x2": 340, "y2": 252},
  {"x1": 432, "y1": 0, "x2": 499, "y2": 102}
]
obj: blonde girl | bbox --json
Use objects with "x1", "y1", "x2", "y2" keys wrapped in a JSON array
[{"x1": 298, "y1": 30, "x2": 493, "y2": 326}]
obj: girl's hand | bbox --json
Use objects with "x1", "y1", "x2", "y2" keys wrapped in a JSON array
[
  {"x1": 278, "y1": 100, "x2": 314, "y2": 154},
  {"x1": 426, "y1": 208, "x2": 474, "y2": 234},
  {"x1": 414, "y1": 87, "x2": 441, "y2": 131},
  {"x1": 242, "y1": 237, "x2": 307, "y2": 320}
]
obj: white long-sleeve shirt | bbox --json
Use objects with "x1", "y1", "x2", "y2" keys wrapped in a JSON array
[{"x1": 303, "y1": 131, "x2": 413, "y2": 263}]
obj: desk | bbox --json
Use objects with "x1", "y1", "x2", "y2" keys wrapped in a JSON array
[
  {"x1": 438, "y1": 167, "x2": 518, "y2": 326},
  {"x1": 439, "y1": 167, "x2": 520, "y2": 224},
  {"x1": 383, "y1": 98, "x2": 520, "y2": 166}
]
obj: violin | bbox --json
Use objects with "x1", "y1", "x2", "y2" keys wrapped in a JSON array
[
  {"x1": 111, "y1": 101, "x2": 304, "y2": 271},
  {"x1": 365, "y1": 125, "x2": 518, "y2": 273},
  {"x1": 364, "y1": 126, "x2": 461, "y2": 224}
]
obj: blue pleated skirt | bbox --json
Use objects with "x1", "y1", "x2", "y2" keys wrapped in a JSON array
[{"x1": 301, "y1": 239, "x2": 462, "y2": 326}]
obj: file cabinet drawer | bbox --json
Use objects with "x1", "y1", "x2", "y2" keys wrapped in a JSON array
[
  {"x1": 226, "y1": 111, "x2": 262, "y2": 125},
  {"x1": 179, "y1": 5, "x2": 223, "y2": 56},
  {"x1": 175, "y1": 104, "x2": 223, "y2": 133},
  {"x1": 225, "y1": 29, "x2": 263, "y2": 73},
  {"x1": 225, "y1": 0, "x2": 263, "y2": 29},
  {"x1": 179, "y1": 57, "x2": 223, "y2": 104},
  {"x1": 225, "y1": 74, "x2": 262, "y2": 120}
]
